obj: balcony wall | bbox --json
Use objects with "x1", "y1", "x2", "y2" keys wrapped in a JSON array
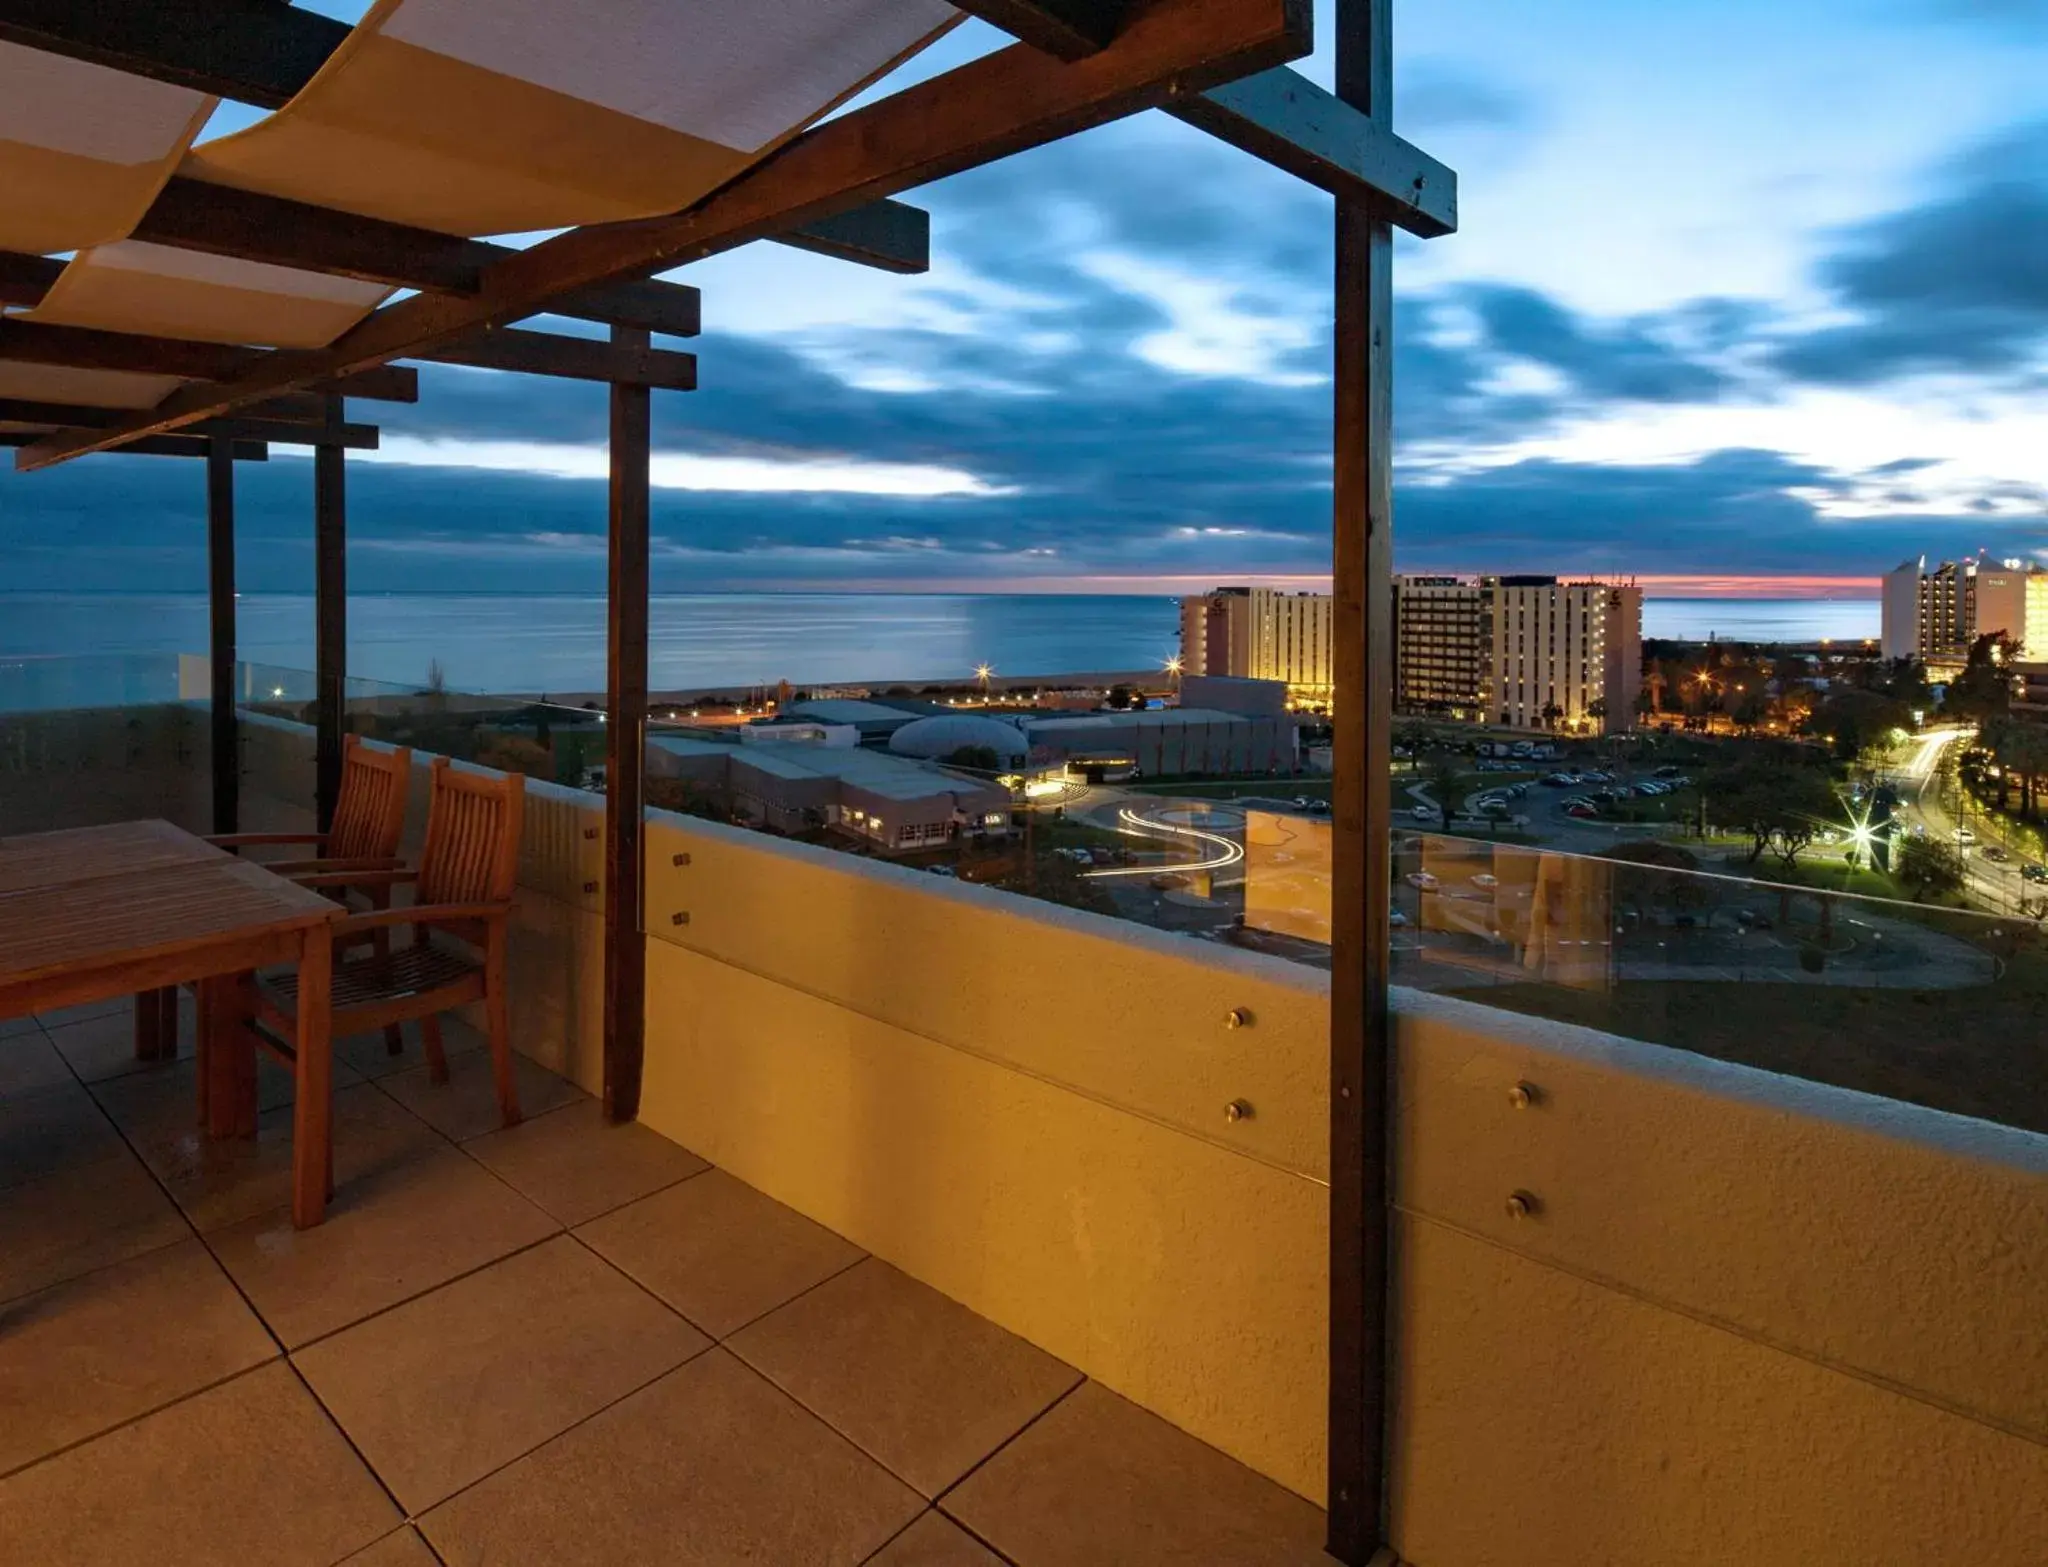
[
  {"x1": 0, "y1": 701, "x2": 208, "y2": 832},
  {"x1": 51, "y1": 710, "x2": 2048, "y2": 1555}
]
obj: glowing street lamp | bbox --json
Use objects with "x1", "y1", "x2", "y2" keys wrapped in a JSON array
[{"x1": 975, "y1": 662, "x2": 994, "y2": 703}]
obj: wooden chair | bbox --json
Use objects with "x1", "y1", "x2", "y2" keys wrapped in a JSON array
[
  {"x1": 242, "y1": 759, "x2": 527, "y2": 1217},
  {"x1": 208, "y1": 733, "x2": 413, "y2": 871},
  {"x1": 153, "y1": 735, "x2": 414, "y2": 1064}
]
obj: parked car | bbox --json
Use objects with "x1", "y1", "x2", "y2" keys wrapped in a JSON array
[
  {"x1": 1983, "y1": 844, "x2": 2011, "y2": 863},
  {"x1": 1954, "y1": 827, "x2": 1978, "y2": 845},
  {"x1": 1406, "y1": 871, "x2": 1440, "y2": 891},
  {"x1": 1540, "y1": 773, "x2": 1572, "y2": 787},
  {"x1": 1410, "y1": 804, "x2": 1435, "y2": 821},
  {"x1": 2023, "y1": 863, "x2": 2048, "y2": 885},
  {"x1": 1565, "y1": 804, "x2": 1598, "y2": 819},
  {"x1": 1734, "y1": 908, "x2": 1773, "y2": 930},
  {"x1": 926, "y1": 864, "x2": 958, "y2": 877},
  {"x1": 1655, "y1": 765, "x2": 1683, "y2": 778},
  {"x1": 1476, "y1": 799, "x2": 1511, "y2": 816}
]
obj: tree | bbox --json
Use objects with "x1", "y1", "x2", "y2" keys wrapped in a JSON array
[
  {"x1": 1106, "y1": 685, "x2": 1138, "y2": 711},
  {"x1": 1941, "y1": 632, "x2": 2015, "y2": 722},
  {"x1": 1540, "y1": 701, "x2": 1564, "y2": 731},
  {"x1": 1703, "y1": 757, "x2": 1839, "y2": 868},
  {"x1": 1894, "y1": 835, "x2": 1965, "y2": 901},
  {"x1": 1587, "y1": 696, "x2": 1609, "y2": 729},
  {"x1": 1423, "y1": 755, "x2": 1464, "y2": 831}
]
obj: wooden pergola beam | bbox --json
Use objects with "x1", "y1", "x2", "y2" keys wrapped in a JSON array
[
  {"x1": 134, "y1": 181, "x2": 708, "y2": 337},
  {"x1": 0, "y1": 1, "x2": 931, "y2": 275},
  {"x1": 18, "y1": 0, "x2": 1312, "y2": 470},
  {"x1": 0, "y1": 394, "x2": 336, "y2": 427},
  {"x1": 1170, "y1": 67, "x2": 1457, "y2": 237},
  {"x1": 0, "y1": 400, "x2": 377, "y2": 448},
  {"x1": 0, "y1": 319, "x2": 693, "y2": 391},
  {"x1": 0, "y1": 431, "x2": 265, "y2": 459},
  {"x1": 0, "y1": 251, "x2": 64, "y2": 308},
  {"x1": 0, "y1": 0, "x2": 345, "y2": 107},
  {"x1": 948, "y1": 1, "x2": 1137, "y2": 61}
]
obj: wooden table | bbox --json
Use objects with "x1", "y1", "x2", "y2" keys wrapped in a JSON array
[
  {"x1": 0, "y1": 820, "x2": 233, "y2": 1060},
  {"x1": 0, "y1": 821, "x2": 342, "y2": 1227}
]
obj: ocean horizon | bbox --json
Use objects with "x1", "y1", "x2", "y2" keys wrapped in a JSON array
[{"x1": 0, "y1": 590, "x2": 1882, "y2": 696}]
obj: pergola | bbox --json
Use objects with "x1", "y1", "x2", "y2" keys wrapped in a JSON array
[{"x1": 0, "y1": 1, "x2": 1454, "y2": 1553}]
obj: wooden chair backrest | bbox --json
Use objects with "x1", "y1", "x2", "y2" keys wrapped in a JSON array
[
  {"x1": 328, "y1": 735, "x2": 412, "y2": 860},
  {"x1": 417, "y1": 757, "x2": 525, "y2": 908}
]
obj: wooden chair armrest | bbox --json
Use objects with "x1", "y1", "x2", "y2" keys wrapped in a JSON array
[
  {"x1": 207, "y1": 832, "x2": 328, "y2": 849},
  {"x1": 269, "y1": 855, "x2": 408, "y2": 876},
  {"x1": 331, "y1": 901, "x2": 512, "y2": 938},
  {"x1": 294, "y1": 868, "x2": 420, "y2": 890}
]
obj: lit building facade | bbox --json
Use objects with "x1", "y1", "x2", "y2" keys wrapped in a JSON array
[
  {"x1": 1488, "y1": 577, "x2": 1642, "y2": 732},
  {"x1": 1881, "y1": 557, "x2": 2048, "y2": 665},
  {"x1": 1392, "y1": 575, "x2": 1490, "y2": 718},
  {"x1": 1177, "y1": 587, "x2": 1333, "y2": 702},
  {"x1": 1181, "y1": 575, "x2": 1642, "y2": 731}
]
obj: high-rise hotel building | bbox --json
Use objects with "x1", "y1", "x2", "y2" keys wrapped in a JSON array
[
  {"x1": 1883, "y1": 556, "x2": 2048, "y2": 665},
  {"x1": 1178, "y1": 588, "x2": 1334, "y2": 702},
  {"x1": 1180, "y1": 576, "x2": 1643, "y2": 732}
]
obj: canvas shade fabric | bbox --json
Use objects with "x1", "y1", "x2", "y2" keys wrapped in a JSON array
[
  {"x1": 0, "y1": 43, "x2": 215, "y2": 256},
  {"x1": 27, "y1": 241, "x2": 394, "y2": 350},
  {"x1": 185, "y1": 0, "x2": 960, "y2": 239},
  {"x1": 0, "y1": 362, "x2": 187, "y2": 410}
]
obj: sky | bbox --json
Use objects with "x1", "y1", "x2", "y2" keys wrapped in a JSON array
[{"x1": 4, "y1": 0, "x2": 2048, "y2": 598}]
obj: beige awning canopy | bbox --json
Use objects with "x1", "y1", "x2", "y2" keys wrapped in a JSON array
[{"x1": 3, "y1": 0, "x2": 958, "y2": 353}]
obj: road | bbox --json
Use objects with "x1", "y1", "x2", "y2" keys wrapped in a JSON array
[{"x1": 1885, "y1": 726, "x2": 2033, "y2": 915}]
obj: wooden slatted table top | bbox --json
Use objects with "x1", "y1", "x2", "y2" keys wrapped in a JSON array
[
  {"x1": 0, "y1": 830, "x2": 337, "y2": 991},
  {"x1": 0, "y1": 819, "x2": 231, "y2": 896}
]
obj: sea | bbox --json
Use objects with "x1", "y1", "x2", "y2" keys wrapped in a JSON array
[{"x1": 0, "y1": 591, "x2": 1881, "y2": 697}]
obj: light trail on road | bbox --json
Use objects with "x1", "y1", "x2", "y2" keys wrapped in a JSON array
[{"x1": 1084, "y1": 805, "x2": 1246, "y2": 879}]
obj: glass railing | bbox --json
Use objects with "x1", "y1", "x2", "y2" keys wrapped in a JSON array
[
  {"x1": 235, "y1": 662, "x2": 627, "y2": 789},
  {"x1": 1226, "y1": 813, "x2": 2047, "y2": 1137},
  {"x1": 0, "y1": 652, "x2": 212, "y2": 835}
]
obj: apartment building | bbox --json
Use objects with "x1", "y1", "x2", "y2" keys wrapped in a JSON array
[
  {"x1": 1392, "y1": 576, "x2": 1490, "y2": 718},
  {"x1": 1182, "y1": 576, "x2": 1641, "y2": 732},
  {"x1": 1488, "y1": 576, "x2": 1643, "y2": 732},
  {"x1": 1178, "y1": 587, "x2": 1334, "y2": 701}
]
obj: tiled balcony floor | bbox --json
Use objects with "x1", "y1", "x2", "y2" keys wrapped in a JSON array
[{"x1": 0, "y1": 998, "x2": 1335, "y2": 1567}]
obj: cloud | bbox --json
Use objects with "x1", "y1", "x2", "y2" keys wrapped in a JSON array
[{"x1": 1774, "y1": 120, "x2": 2048, "y2": 384}]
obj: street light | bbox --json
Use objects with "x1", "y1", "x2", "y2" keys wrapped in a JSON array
[{"x1": 975, "y1": 663, "x2": 994, "y2": 704}]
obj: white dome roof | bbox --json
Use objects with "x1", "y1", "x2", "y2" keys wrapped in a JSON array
[{"x1": 887, "y1": 714, "x2": 1030, "y2": 765}]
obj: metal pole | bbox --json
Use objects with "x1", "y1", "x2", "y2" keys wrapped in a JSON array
[
  {"x1": 603, "y1": 325, "x2": 651, "y2": 1123},
  {"x1": 206, "y1": 435, "x2": 238, "y2": 834},
  {"x1": 313, "y1": 395, "x2": 347, "y2": 831},
  {"x1": 1328, "y1": 0, "x2": 1396, "y2": 1558}
]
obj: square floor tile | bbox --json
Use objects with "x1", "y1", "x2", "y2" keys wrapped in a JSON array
[
  {"x1": 578, "y1": 1168, "x2": 864, "y2": 1339},
  {"x1": 339, "y1": 1527, "x2": 439, "y2": 1565},
  {"x1": 295, "y1": 1233, "x2": 707, "y2": 1512},
  {"x1": 0, "y1": 1031, "x2": 71, "y2": 1103},
  {"x1": 0, "y1": 1082, "x2": 124, "y2": 1192},
  {"x1": 336, "y1": 1020, "x2": 484, "y2": 1083},
  {"x1": 210, "y1": 1145, "x2": 559, "y2": 1348},
  {"x1": 43, "y1": 997, "x2": 196, "y2": 1084},
  {"x1": 0, "y1": 1015, "x2": 42, "y2": 1040},
  {"x1": 942, "y1": 1382, "x2": 1333, "y2": 1567},
  {"x1": 0, "y1": 1238, "x2": 276, "y2": 1475},
  {"x1": 870, "y1": 1511, "x2": 1008, "y2": 1566},
  {"x1": 0, "y1": 1149, "x2": 189, "y2": 1306},
  {"x1": 421, "y1": 1348, "x2": 920, "y2": 1567},
  {"x1": 378, "y1": 1048, "x2": 586, "y2": 1142},
  {"x1": 467, "y1": 1100, "x2": 708, "y2": 1226},
  {"x1": 0, "y1": 1361, "x2": 398, "y2": 1566},
  {"x1": 104, "y1": 1075, "x2": 437, "y2": 1235},
  {"x1": 730, "y1": 1258, "x2": 1081, "y2": 1498}
]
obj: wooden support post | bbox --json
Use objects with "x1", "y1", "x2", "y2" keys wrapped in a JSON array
[
  {"x1": 1327, "y1": 0, "x2": 1395, "y2": 1560},
  {"x1": 313, "y1": 396, "x2": 346, "y2": 831},
  {"x1": 206, "y1": 434, "x2": 238, "y2": 835},
  {"x1": 603, "y1": 325, "x2": 651, "y2": 1124}
]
